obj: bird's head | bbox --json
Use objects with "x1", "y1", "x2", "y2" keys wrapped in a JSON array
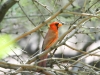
[{"x1": 49, "y1": 22, "x2": 62, "y2": 31}]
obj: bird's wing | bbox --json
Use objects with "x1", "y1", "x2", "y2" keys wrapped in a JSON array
[{"x1": 42, "y1": 29, "x2": 58, "y2": 50}]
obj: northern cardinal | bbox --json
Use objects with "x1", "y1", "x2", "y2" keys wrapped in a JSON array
[{"x1": 38, "y1": 22, "x2": 62, "y2": 67}]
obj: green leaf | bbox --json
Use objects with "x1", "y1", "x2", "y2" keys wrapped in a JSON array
[{"x1": 0, "y1": 34, "x2": 16, "y2": 59}]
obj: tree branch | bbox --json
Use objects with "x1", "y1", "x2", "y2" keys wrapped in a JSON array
[{"x1": 0, "y1": 0, "x2": 17, "y2": 22}]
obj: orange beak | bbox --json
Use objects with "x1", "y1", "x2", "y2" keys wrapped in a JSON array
[{"x1": 58, "y1": 23, "x2": 62, "y2": 27}]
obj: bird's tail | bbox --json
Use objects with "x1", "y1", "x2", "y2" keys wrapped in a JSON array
[{"x1": 38, "y1": 54, "x2": 48, "y2": 67}]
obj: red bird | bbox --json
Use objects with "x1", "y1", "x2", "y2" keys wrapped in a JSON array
[{"x1": 38, "y1": 22, "x2": 62, "y2": 67}]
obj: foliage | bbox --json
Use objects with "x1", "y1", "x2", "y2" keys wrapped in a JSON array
[{"x1": 0, "y1": 34, "x2": 16, "y2": 59}]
